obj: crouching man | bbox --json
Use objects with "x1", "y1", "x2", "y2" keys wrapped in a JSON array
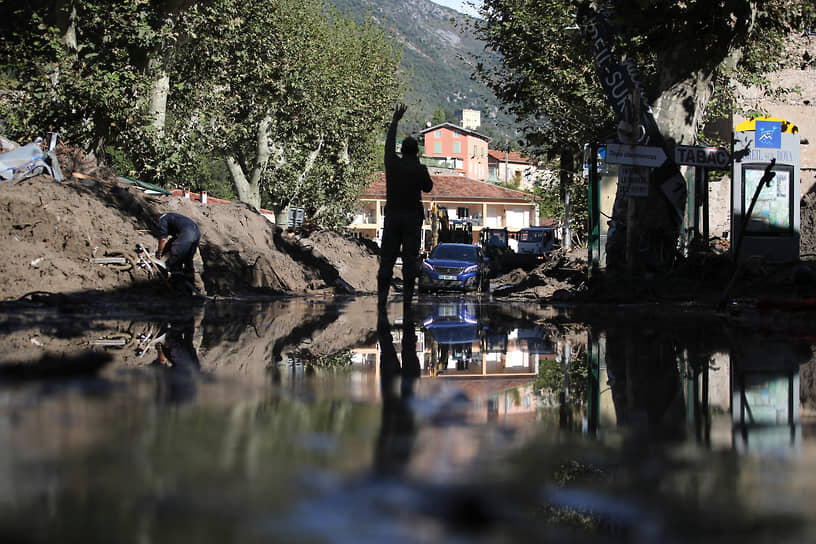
[{"x1": 156, "y1": 212, "x2": 202, "y2": 290}]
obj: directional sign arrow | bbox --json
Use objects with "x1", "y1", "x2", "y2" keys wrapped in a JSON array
[
  {"x1": 673, "y1": 145, "x2": 731, "y2": 168},
  {"x1": 605, "y1": 143, "x2": 667, "y2": 167}
]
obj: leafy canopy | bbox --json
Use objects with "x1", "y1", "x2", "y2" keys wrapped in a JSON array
[{"x1": 0, "y1": 0, "x2": 404, "y2": 227}]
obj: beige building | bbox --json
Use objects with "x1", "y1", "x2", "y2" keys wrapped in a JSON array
[
  {"x1": 350, "y1": 173, "x2": 539, "y2": 247},
  {"x1": 461, "y1": 108, "x2": 481, "y2": 130}
]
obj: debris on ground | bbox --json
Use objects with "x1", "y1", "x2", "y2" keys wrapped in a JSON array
[{"x1": 492, "y1": 248, "x2": 588, "y2": 300}]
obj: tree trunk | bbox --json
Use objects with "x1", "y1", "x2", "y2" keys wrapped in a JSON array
[
  {"x1": 226, "y1": 156, "x2": 261, "y2": 210},
  {"x1": 148, "y1": 66, "x2": 170, "y2": 138},
  {"x1": 652, "y1": 69, "x2": 716, "y2": 145},
  {"x1": 559, "y1": 147, "x2": 574, "y2": 249},
  {"x1": 225, "y1": 116, "x2": 277, "y2": 210},
  {"x1": 290, "y1": 133, "x2": 324, "y2": 205}
]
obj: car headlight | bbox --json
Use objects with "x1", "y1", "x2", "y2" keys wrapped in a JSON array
[
  {"x1": 463, "y1": 265, "x2": 478, "y2": 274},
  {"x1": 422, "y1": 261, "x2": 434, "y2": 271}
]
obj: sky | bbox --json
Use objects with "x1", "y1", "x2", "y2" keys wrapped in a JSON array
[{"x1": 430, "y1": 0, "x2": 480, "y2": 18}]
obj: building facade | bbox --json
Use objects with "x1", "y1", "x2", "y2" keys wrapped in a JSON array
[
  {"x1": 461, "y1": 108, "x2": 481, "y2": 130},
  {"x1": 420, "y1": 123, "x2": 491, "y2": 181},
  {"x1": 487, "y1": 149, "x2": 543, "y2": 189},
  {"x1": 349, "y1": 173, "x2": 539, "y2": 247}
]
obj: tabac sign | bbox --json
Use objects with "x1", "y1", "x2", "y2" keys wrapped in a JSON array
[{"x1": 673, "y1": 145, "x2": 731, "y2": 169}]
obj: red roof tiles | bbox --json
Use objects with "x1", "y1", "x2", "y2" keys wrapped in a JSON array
[
  {"x1": 487, "y1": 149, "x2": 532, "y2": 164},
  {"x1": 362, "y1": 173, "x2": 536, "y2": 202}
]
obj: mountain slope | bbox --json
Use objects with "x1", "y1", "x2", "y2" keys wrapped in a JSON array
[{"x1": 331, "y1": 0, "x2": 514, "y2": 139}]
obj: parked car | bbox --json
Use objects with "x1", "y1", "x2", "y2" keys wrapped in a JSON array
[{"x1": 420, "y1": 243, "x2": 489, "y2": 293}]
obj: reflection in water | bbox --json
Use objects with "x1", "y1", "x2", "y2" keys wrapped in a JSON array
[
  {"x1": 0, "y1": 297, "x2": 814, "y2": 542},
  {"x1": 375, "y1": 317, "x2": 420, "y2": 476},
  {"x1": 583, "y1": 312, "x2": 813, "y2": 455},
  {"x1": 151, "y1": 318, "x2": 202, "y2": 404}
]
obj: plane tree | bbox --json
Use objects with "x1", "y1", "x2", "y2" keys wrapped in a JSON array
[
  {"x1": 0, "y1": 0, "x2": 174, "y2": 159},
  {"x1": 159, "y1": 0, "x2": 402, "y2": 223},
  {"x1": 471, "y1": 0, "x2": 814, "y2": 271},
  {"x1": 0, "y1": 0, "x2": 403, "y2": 227}
]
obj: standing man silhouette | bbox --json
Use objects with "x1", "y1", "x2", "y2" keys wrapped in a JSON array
[{"x1": 377, "y1": 104, "x2": 434, "y2": 315}]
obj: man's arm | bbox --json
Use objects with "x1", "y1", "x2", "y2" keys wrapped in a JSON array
[
  {"x1": 385, "y1": 104, "x2": 407, "y2": 162},
  {"x1": 421, "y1": 167, "x2": 433, "y2": 193},
  {"x1": 156, "y1": 214, "x2": 169, "y2": 256}
]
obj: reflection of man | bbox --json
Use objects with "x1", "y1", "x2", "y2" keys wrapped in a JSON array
[
  {"x1": 377, "y1": 104, "x2": 434, "y2": 315},
  {"x1": 374, "y1": 318, "x2": 420, "y2": 476},
  {"x1": 152, "y1": 319, "x2": 201, "y2": 404}
]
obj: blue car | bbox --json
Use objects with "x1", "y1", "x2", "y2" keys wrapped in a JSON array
[{"x1": 420, "y1": 243, "x2": 489, "y2": 293}]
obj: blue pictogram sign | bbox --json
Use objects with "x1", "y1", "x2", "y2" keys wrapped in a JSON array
[{"x1": 755, "y1": 120, "x2": 781, "y2": 149}]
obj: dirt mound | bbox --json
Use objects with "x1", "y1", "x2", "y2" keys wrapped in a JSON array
[
  {"x1": 492, "y1": 248, "x2": 589, "y2": 300},
  {"x1": 0, "y1": 173, "x2": 380, "y2": 301}
]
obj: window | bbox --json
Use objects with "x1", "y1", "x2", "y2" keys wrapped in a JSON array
[
  {"x1": 457, "y1": 207, "x2": 469, "y2": 219},
  {"x1": 435, "y1": 130, "x2": 441, "y2": 138},
  {"x1": 434, "y1": 142, "x2": 442, "y2": 154},
  {"x1": 453, "y1": 141, "x2": 460, "y2": 154}
]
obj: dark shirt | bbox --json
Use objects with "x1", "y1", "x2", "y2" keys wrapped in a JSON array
[
  {"x1": 157, "y1": 213, "x2": 199, "y2": 240},
  {"x1": 384, "y1": 121, "x2": 433, "y2": 216}
]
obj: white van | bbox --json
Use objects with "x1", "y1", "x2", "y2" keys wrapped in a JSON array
[{"x1": 517, "y1": 227, "x2": 556, "y2": 258}]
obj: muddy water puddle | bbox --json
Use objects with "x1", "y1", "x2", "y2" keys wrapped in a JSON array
[{"x1": 0, "y1": 295, "x2": 815, "y2": 543}]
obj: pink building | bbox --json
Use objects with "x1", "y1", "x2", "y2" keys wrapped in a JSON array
[{"x1": 420, "y1": 123, "x2": 491, "y2": 181}]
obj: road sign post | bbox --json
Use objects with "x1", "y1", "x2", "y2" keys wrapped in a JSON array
[
  {"x1": 618, "y1": 166, "x2": 649, "y2": 197},
  {"x1": 605, "y1": 143, "x2": 667, "y2": 167}
]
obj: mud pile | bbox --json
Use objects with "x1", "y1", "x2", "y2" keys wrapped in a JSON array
[{"x1": 0, "y1": 169, "x2": 380, "y2": 302}]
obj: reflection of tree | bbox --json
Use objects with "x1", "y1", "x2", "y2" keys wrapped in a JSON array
[
  {"x1": 534, "y1": 351, "x2": 589, "y2": 408},
  {"x1": 301, "y1": 350, "x2": 354, "y2": 374}
]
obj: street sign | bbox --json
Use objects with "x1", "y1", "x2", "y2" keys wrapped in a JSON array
[
  {"x1": 605, "y1": 143, "x2": 667, "y2": 167},
  {"x1": 674, "y1": 145, "x2": 731, "y2": 168},
  {"x1": 618, "y1": 166, "x2": 649, "y2": 197}
]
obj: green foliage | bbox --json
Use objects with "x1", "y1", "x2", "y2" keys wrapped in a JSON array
[
  {"x1": 534, "y1": 351, "x2": 590, "y2": 408},
  {"x1": 473, "y1": 0, "x2": 813, "y2": 152},
  {"x1": 471, "y1": 0, "x2": 811, "y2": 245},
  {"x1": 0, "y1": 1, "x2": 163, "y2": 157},
  {"x1": 0, "y1": 0, "x2": 402, "y2": 226},
  {"x1": 163, "y1": 0, "x2": 402, "y2": 225}
]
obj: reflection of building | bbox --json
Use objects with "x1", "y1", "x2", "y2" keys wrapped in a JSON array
[
  {"x1": 420, "y1": 300, "x2": 552, "y2": 379},
  {"x1": 588, "y1": 330, "x2": 806, "y2": 454}
]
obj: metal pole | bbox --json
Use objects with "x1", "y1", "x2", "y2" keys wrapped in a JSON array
[
  {"x1": 702, "y1": 168, "x2": 710, "y2": 243},
  {"x1": 588, "y1": 143, "x2": 601, "y2": 270}
]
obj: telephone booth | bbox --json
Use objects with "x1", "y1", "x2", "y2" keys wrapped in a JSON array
[{"x1": 731, "y1": 117, "x2": 800, "y2": 262}]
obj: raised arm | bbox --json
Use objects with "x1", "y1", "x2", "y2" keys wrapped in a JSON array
[{"x1": 385, "y1": 104, "x2": 407, "y2": 161}]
